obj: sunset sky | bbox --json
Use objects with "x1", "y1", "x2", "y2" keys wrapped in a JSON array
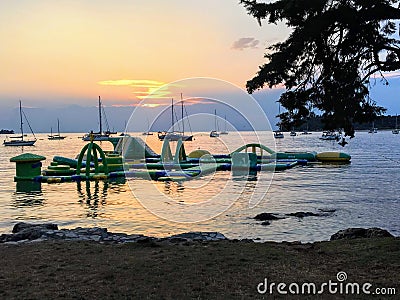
[
  {"x1": 0, "y1": 1, "x2": 288, "y2": 105},
  {"x1": 0, "y1": 1, "x2": 399, "y2": 132}
]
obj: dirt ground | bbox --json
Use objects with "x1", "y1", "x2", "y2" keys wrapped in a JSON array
[{"x1": 0, "y1": 238, "x2": 399, "y2": 299}]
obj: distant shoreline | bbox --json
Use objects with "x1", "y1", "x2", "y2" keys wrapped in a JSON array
[
  {"x1": 0, "y1": 129, "x2": 14, "y2": 134},
  {"x1": 0, "y1": 129, "x2": 398, "y2": 134}
]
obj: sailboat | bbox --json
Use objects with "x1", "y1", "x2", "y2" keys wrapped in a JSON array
[
  {"x1": 82, "y1": 96, "x2": 111, "y2": 141},
  {"x1": 290, "y1": 128, "x2": 297, "y2": 136},
  {"x1": 210, "y1": 109, "x2": 220, "y2": 137},
  {"x1": 48, "y1": 119, "x2": 66, "y2": 140},
  {"x1": 392, "y1": 115, "x2": 399, "y2": 134},
  {"x1": 3, "y1": 101, "x2": 36, "y2": 146},
  {"x1": 368, "y1": 121, "x2": 378, "y2": 133},
  {"x1": 274, "y1": 103, "x2": 284, "y2": 138},
  {"x1": 102, "y1": 105, "x2": 117, "y2": 135},
  {"x1": 158, "y1": 94, "x2": 193, "y2": 141},
  {"x1": 219, "y1": 114, "x2": 229, "y2": 135},
  {"x1": 301, "y1": 107, "x2": 312, "y2": 134},
  {"x1": 142, "y1": 117, "x2": 153, "y2": 135},
  {"x1": 301, "y1": 122, "x2": 311, "y2": 134}
]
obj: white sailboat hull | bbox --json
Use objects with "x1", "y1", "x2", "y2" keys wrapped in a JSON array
[
  {"x1": 82, "y1": 133, "x2": 110, "y2": 141},
  {"x1": 158, "y1": 132, "x2": 193, "y2": 141},
  {"x1": 48, "y1": 119, "x2": 66, "y2": 140},
  {"x1": 3, "y1": 139, "x2": 36, "y2": 146},
  {"x1": 82, "y1": 96, "x2": 114, "y2": 142},
  {"x1": 3, "y1": 101, "x2": 36, "y2": 147},
  {"x1": 48, "y1": 135, "x2": 66, "y2": 140}
]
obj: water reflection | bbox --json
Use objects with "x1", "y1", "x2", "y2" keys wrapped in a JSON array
[
  {"x1": 77, "y1": 180, "x2": 108, "y2": 218},
  {"x1": 163, "y1": 181, "x2": 185, "y2": 195},
  {"x1": 76, "y1": 178, "x2": 128, "y2": 218},
  {"x1": 107, "y1": 177, "x2": 127, "y2": 193},
  {"x1": 232, "y1": 172, "x2": 258, "y2": 180},
  {"x1": 13, "y1": 182, "x2": 44, "y2": 207}
]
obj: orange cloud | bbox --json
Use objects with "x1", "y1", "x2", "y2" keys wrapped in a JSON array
[
  {"x1": 98, "y1": 79, "x2": 185, "y2": 99},
  {"x1": 98, "y1": 79, "x2": 164, "y2": 86}
]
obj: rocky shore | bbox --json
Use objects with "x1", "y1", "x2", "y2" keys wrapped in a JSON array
[
  {"x1": 0, "y1": 222, "x2": 394, "y2": 245},
  {"x1": 0, "y1": 222, "x2": 227, "y2": 245}
]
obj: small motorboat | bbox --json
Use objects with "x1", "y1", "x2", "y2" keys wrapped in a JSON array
[
  {"x1": 210, "y1": 130, "x2": 219, "y2": 138},
  {"x1": 274, "y1": 130, "x2": 284, "y2": 139},
  {"x1": 142, "y1": 131, "x2": 153, "y2": 136},
  {"x1": 319, "y1": 131, "x2": 340, "y2": 141}
]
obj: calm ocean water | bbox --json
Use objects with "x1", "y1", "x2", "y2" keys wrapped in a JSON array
[{"x1": 0, "y1": 131, "x2": 399, "y2": 242}]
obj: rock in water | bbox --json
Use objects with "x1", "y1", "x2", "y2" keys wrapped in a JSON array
[
  {"x1": 330, "y1": 228, "x2": 393, "y2": 240},
  {"x1": 286, "y1": 212, "x2": 321, "y2": 218},
  {"x1": 254, "y1": 213, "x2": 284, "y2": 221},
  {"x1": 12, "y1": 222, "x2": 58, "y2": 233}
]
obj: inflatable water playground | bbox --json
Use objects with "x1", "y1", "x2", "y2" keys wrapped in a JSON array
[{"x1": 10, "y1": 134, "x2": 351, "y2": 184}]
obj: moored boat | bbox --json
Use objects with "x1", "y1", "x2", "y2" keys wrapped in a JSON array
[
  {"x1": 274, "y1": 130, "x2": 284, "y2": 138},
  {"x1": 368, "y1": 121, "x2": 378, "y2": 133},
  {"x1": 210, "y1": 109, "x2": 220, "y2": 138},
  {"x1": 48, "y1": 119, "x2": 66, "y2": 140},
  {"x1": 158, "y1": 131, "x2": 193, "y2": 141},
  {"x1": 82, "y1": 96, "x2": 111, "y2": 141},
  {"x1": 220, "y1": 114, "x2": 229, "y2": 135},
  {"x1": 392, "y1": 115, "x2": 399, "y2": 134},
  {"x1": 210, "y1": 130, "x2": 219, "y2": 138},
  {"x1": 319, "y1": 131, "x2": 340, "y2": 141},
  {"x1": 159, "y1": 96, "x2": 193, "y2": 141},
  {"x1": 301, "y1": 130, "x2": 312, "y2": 135},
  {"x1": 3, "y1": 101, "x2": 36, "y2": 146}
]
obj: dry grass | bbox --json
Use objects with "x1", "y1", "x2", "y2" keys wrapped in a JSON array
[{"x1": 0, "y1": 238, "x2": 399, "y2": 299}]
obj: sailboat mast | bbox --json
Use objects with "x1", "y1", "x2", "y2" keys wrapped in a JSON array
[
  {"x1": 57, "y1": 118, "x2": 60, "y2": 136},
  {"x1": 181, "y1": 93, "x2": 184, "y2": 135},
  {"x1": 224, "y1": 114, "x2": 227, "y2": 131},
  {"x1": 278, "y1": 102, "x2": 281, "y2": 131},
  {"x1": 214, "y1": 109, "x2": 217, "y2": 131},
  {"x1": 171, "y1": 98, "x2": 174, "y2": 132},
  {"x1": 99, "y1": 96, "x2": 102, "y2": 134},
  {"x1": 19, "y1": 100, "x2": 24, "y2": 141}
]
